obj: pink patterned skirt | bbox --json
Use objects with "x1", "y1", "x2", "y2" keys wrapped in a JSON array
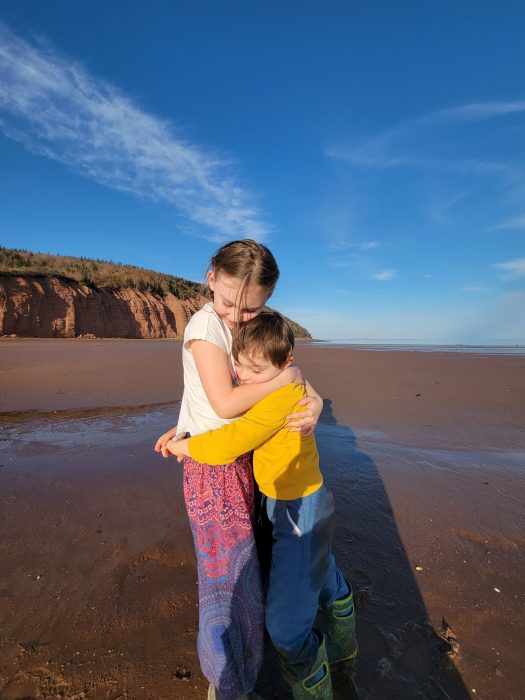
[{"x1": 183, "y1": 452, "x2": 264, "y2": 700}]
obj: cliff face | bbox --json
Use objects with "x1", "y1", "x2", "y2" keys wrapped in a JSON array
[{"x1": 0, "y1": 276, "x2": 203, "y2": 338}]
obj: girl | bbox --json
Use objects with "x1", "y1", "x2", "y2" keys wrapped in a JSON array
[{"x1": 154, "y1": 240, "x2": 322, "y2": 700}]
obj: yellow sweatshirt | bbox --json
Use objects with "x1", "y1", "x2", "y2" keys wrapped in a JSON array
[{"x1": 188, "y1": 383, "x2": 323, "y2": 500}]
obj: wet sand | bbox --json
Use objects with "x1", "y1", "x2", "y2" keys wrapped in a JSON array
[{"x1": 1, "y1": 339, "x2": 524, "y2": 699}]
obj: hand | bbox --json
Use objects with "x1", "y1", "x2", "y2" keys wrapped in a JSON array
[
  {"x1": 165, "y1": 437, "x2": 190, "y2": 462},
  {"x1": 286, "y1": 393, "x2": 323, "y2": 435},
  {"x1": 154, "y1": 426, "x2": 178, "y2": 455}
]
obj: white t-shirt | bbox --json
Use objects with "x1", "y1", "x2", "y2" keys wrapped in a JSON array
[{"x1": 177, "y1": 303, "x2": 236, "y2": 437}]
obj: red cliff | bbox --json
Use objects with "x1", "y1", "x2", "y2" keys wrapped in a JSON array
[{"x1": 0, "y1": 276, "x2": 203, "y2": 338}]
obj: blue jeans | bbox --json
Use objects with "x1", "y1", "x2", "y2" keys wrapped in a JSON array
[{"x1": 263, "y1": 485, "x2": 348, "y2": 682}]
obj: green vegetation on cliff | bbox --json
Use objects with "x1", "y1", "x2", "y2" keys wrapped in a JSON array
[
  {"x1": 0, "y1": 247, "x2": 312, "y2": 338},
  {"x1": 0, "y1": 247, "x2": 201, "y2": 299}
]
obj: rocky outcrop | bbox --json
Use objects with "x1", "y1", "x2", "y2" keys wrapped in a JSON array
[{"x1": 0, "y1": 275, "x2": 203, "y2": 338}]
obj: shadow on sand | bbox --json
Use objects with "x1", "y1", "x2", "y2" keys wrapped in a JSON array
[{"x1": 255, "y1": 399, "x2": 472, "y2": 700}]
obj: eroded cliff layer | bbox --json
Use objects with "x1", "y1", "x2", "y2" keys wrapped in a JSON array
[{"x1": 0, "y1": 276, "x2": 202, "y2": 338}]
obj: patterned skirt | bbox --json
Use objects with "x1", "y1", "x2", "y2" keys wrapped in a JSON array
[{"x1": 183, "y1": 453, "x2": 264, "y2": 700}]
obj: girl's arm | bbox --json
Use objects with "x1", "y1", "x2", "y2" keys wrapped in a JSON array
[
  {"x1": 286, "y1": 379, "x2": 323, "y2": 435},
  {"x1": 191, "y1": 340, "x2": 301, "y2": 419}
]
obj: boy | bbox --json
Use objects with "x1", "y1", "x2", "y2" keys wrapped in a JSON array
[{"x1": 167, "y1": 311, "x2": 357, "y2": 700}]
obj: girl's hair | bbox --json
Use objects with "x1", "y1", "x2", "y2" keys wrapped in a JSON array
[{"x1": 208, "y1": 240, "x2": 279, "y2": 311}]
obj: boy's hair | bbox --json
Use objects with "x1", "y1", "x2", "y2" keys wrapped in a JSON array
[
  {"x1": 232, "y1": 311, "x2": 295, "y2": 367},
  {"x1": 206, "y1": 240, "x2": 280, "y2": 313}
]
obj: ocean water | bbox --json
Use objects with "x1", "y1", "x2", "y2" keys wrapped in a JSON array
[{"x1": 309, "y1": 339, "x2": 525, "y2": 355}]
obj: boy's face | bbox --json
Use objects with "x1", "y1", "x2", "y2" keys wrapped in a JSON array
[{"x1": 234, "y1": 351, "x2": 289, "y2": 384}]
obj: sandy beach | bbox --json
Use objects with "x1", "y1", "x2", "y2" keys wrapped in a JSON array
[{"x1": 1, "y1": 339, "x2": 524, "y2": 699}]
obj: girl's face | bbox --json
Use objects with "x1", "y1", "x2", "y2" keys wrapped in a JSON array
[{"x1": 208, "y1": 270, "x2": 270, "y2": 330}]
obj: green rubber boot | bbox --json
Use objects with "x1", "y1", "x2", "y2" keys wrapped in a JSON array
[
  {"x1": 323, "y1": 582, "x2": 358, "y2": 666},
  {"x1": 289, "y1": 631, "x2": 333, "y2": 699}
]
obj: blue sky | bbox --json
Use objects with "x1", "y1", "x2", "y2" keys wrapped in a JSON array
[{"x1": 1, "y1": 1, "x2": 524, "y2": 341}]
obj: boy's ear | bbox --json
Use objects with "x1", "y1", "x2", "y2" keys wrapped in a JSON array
[
  {"x1": 207, "y1": 270, "x2": 216, "y2": 291},
  {"x1": 283, "y1": 354, "x2": 294, "y2": 368}
]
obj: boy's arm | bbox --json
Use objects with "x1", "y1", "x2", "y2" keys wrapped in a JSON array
[{"x1": 186, "y1": 396, "x2": 287, "y2": 465}]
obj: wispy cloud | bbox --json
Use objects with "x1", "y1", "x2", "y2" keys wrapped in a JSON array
[
  {"x1": 426, "y1": 191, "x2": 468, "y2": 223},
  {"x1": 418, "y1": 101, "x2": 525, "y2": 124},
  {"x1": 328, "y1": 240, "x2": 381, "y2": 252},
  {"x1": 493, "y1": 214, "x2": 525, "y2": 230},
  {"x1": 326, "y1": 100, "x2": 525, "y2": 180},
  {"x1": 461, "y1": 286, "x2": 493, "y2": 293},
  {"x1": 372, "y1": 269, "x2": 397, "y2": 281},
  {"x1": 326, "y1": 256, "x2": 355, "y2": 269},
  {"x1": 493, "y1": 257, "x2": 525, "y2": 279},
  {"x1": 0, "y1": 22, "x2": 269, "y2": 242},
  {"x1": 326, "y1": 237, "x2": 382, "y2": 271},
  {"x1": 325, "y1": 287, "x2": 363, "y2": 297}
]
